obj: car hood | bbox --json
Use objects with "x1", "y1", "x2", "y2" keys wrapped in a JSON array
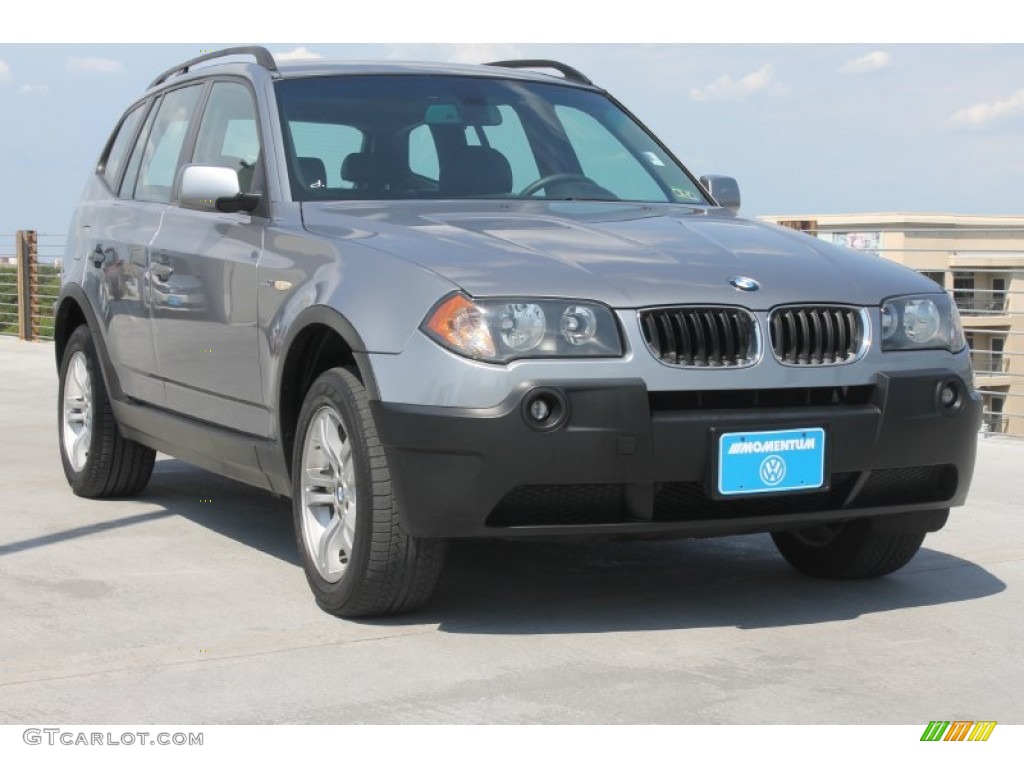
[{"x1": 301, "y1": 201, "x2": 933, "y2": 309}]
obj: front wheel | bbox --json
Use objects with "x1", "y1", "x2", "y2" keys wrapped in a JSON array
[
  {"x1": 291, "y1": 367, "x2": 446, "y2": 618},
  {"x1": 771, "y1": 519, "x2": 926, "y2": 579}
]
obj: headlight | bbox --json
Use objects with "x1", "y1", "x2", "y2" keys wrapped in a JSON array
[
  {"x1": 879, "y1": 293, "x2": 965, "y2": 353},
  {"x1": 561, "y1": 305, "x2": 598, "y2": 345},
  {"x1": 879, "y1": 302, "x2": 899, "y2": 341},
  {"x1": 902, "y1": 299, "x2": 941, "y2": 343},
  {"x1": 499, "y1": 303, "x2": 546, "y2": 352},
  {"x1": 422, "y1": 293, "x2": 623, "y2": 363}
]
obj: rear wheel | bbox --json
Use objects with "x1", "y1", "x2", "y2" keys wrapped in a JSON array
[
  {"x1": 58, "y1": 325, "x2": 155, "y2": 497},
  {"x1": 291, "y1": 367, "x2": 446, "y2": 618},
  {"x1": 771, "y1": 519, "x2": 926, "y2": 579}
]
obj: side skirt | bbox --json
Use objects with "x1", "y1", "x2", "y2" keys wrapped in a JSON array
[{"x1": 112, "y1": 399, "x2": 292, "y2": 497}]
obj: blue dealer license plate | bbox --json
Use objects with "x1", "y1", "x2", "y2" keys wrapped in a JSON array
[{"x1": 717, "y1": 427, "x2": 826, "y2": 496}]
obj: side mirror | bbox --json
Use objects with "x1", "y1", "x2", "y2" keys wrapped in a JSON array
[
  {"x1": 178, "y1": 164, "x2": 260, "y2": 214},
  {"x1": 699, "y1": 175, "x2": 741, "y2": 214}
]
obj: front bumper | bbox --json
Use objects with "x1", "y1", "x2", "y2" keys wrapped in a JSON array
[{"x1": 373, "y1": 371, "x2": 981, "y2": 538}]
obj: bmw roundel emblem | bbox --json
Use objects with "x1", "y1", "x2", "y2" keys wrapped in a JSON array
[{"x1": 729, "y1": 276, "x2": 760, "y2": 292}]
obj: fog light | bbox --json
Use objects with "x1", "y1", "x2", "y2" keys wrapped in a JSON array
[
  {"x1": 529, "y1": 397, "x2": 551, "y2": 422},
  {"x1": 938, "y1": 381, "x2": 961, "y2": 412},
  {"x1": 522, "y1": 389, "x2": 568, "y2": 431}
]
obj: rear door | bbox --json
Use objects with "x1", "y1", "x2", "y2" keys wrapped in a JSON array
[
  {"x1": 83, "y1": 84, "x2": 206, "y2": 405},
  {"x1": 78, "y1": 99, "x2": 152, "y2": 400}
]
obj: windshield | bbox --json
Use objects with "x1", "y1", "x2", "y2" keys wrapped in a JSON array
[{"x1": 274, "y1": 74, "x2": 710, "y2": 205}]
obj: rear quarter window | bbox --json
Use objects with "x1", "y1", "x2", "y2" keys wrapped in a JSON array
[{"x1": 100, "y1": 102, "x2": 147, "y2": 190}]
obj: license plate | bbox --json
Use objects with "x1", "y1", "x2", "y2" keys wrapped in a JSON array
[
  {"x1": 717, "y1": 427, "x2": 826, "y2": 496},
  {"x1": 166, "y1": 295, "x2": 183, "y2": 307}
]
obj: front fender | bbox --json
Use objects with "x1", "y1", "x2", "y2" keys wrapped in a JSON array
[{"x1": 276, "y1": 303, "x2": 380, "y2": 399}]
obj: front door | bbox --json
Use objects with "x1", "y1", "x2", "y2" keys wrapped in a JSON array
[{"x1": 148, "y1": 80, "x2": 268, "y2": 437}]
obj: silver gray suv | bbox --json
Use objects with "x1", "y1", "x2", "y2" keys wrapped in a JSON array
[{"x1": 56, "y1": 47, "x2": 981, "y2": 617}]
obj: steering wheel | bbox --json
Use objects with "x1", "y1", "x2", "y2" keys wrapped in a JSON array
[{"x1": 518, "y1": 173, "x2": 601, "y2": 197}]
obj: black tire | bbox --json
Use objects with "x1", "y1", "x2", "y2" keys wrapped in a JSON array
[
  {"x1": 291, "y1": 367, "x2": 446, "y2": 618},
  {"x1": 772, "y1": 519, "x2": 926, "y2": 579},
  {"x1": 58, "y1": 324, "x2": 155, "y2": 497}
]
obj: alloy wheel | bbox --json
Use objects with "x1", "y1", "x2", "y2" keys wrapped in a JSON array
[
  {"x1": 299, "y1": 406, "x2": 358, "y2": 582},
  {"x1": 62, "y1": 351, "x2": 92, "y2": 473}
]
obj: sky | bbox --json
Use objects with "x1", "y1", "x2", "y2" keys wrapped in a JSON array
[{"x1": 1, "y1": 5, "x2": 1022, "y2": 237}]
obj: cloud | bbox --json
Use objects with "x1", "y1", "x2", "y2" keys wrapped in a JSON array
[
  {"x1": 67, "y1": 57, "x2": 123, "y2": 74},
  {"x1": 384, "y1": 43, "x2": 522, "y2": 64},
  {"x1": 18, "y1": 84, "x2": 50, "y2": 94},
  {"x1": 273, "y1": 46, "x2": 322, "y2": 62},
  {"x1": 949, "y1": 88, "x2": 1024, "y2": 128},
  {"x1": 0, "y1": 60, "x2": 11, "y2": 83},
  {"x1": 840, "y1": 51, "x2": 891, "y2": 75},
  {"x1": 445, "y1": 44, "x2": 522, "y2": 65},
  {"x1": 688, "y1": 64, "x2": 782, "y2": 102}
]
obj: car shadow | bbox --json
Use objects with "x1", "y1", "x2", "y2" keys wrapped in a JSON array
[
  {"x1": 92, "y1": 459, "x2": 1006, "y2": 636},
  {"x1": 142, "y1": 457, "x2": 299, "y2": 566},
  {"x1": 403, "y1": 537, "x2": 1006, "y2": 634},
  {"x1": 0, "y1": 459, "x2": 297, "y2": 564}
]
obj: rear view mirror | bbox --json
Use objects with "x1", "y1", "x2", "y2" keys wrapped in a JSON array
[
  {"x1": 699, "y1": 175, "x2": 741, "y2": 214},
  {"x1": 424, "y1": 102, "x2": 502, "y2": 127}
]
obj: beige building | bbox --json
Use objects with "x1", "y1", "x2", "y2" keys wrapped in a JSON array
[{"x1": 759, "y1": 213, "x2": 1024, "y2": 437}]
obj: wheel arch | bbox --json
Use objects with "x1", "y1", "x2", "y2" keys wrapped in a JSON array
[
  {"x1": 276, "y1": 305, "x2": 381, "y2": 476},
  {"x1": 53, "y1": 286, "x2": 125, "y2": 401}
]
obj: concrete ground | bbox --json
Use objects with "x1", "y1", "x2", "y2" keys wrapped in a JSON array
[{"x1": 0, "y1": 336, "x2": 1020, "y2": 724}]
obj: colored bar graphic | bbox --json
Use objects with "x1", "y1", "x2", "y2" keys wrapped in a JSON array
[
  {"x1": 921, "y1": 721, "x2": 950, "y2": 741},
  {"x1": 945, "y1": 721, "x2": 973, "y2": 741},
  {"x1": 921, "y1": 720, "x2": 996, "y2": 742},
  {"x1": 968, "y1": 722, "x2": 997, "y2": 742}
]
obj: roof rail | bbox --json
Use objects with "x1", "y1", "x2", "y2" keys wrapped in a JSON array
[
  {"x1": 484, "y1": 59, "x2": 593, "y2": 86},
  {"x1": 149, "y1": 46, "x2": 279, "y2": 89}
]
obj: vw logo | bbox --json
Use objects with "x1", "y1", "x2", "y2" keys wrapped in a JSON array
[
  {"x1": 759, "y1": 455, "x2": 787, "y2": 486},
  {"x1": 729, "y1": 276, "x2": 760, "y2": 292}
]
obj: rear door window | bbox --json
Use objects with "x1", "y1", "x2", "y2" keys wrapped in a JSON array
[{"x1": 119, "y1": 101, "x2": 159, "y2": 200}]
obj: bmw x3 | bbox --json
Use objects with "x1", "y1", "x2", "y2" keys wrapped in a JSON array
[{"x1": 55, "y1": 47, "x2": 981, "y2": 617}]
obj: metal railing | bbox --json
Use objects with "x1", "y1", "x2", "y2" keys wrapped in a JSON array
[
  {"x1": 769, "y1": 222, "x2": 1024, "y2": 437},
  {"x1": 917, "y1": 271, "x2": 1021, "y2": 436},
  {"x1": 954, "y1": 289, "x2": 1007, "y2": 315},
  {"x1": 0, "y1": 231, "x2": 59, "y2": 341},
  {"x1": 972, "y1": 350, "x2": 1008, "y2": 374},
  {"x1": 0, "y1": 234, "x2": 17, "y2": 338}
]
